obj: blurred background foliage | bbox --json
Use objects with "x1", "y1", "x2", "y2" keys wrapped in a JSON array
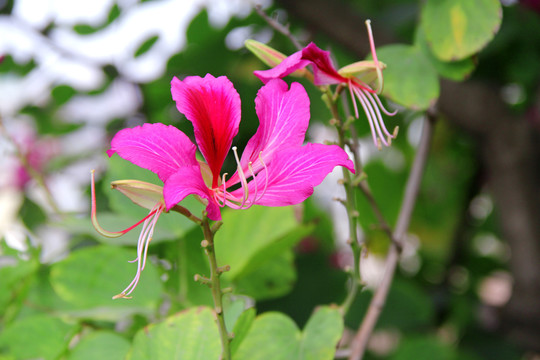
[{"x1": 1, "y1": 0, "x2": 539, "y2": 359}]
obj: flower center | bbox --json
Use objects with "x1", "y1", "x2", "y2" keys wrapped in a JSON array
[{"x1": 214, "y1": 147, "x2": 269, "y2": 209}]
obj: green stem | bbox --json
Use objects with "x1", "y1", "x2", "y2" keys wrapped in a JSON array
[
  {"x1": 324, "y1": 88, "x2": 363, "y2": 314},
  {"x1": 201, "y1": 217, "x2": 231, "y2": 360}
]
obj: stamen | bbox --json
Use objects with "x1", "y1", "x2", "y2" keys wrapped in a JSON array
[
  {"x1": 217, "y1": 172, "x2": 228, "y2": 207},
  {"x1": 91, "y1": 170, "x2": 158, "y2": 238},
  {"x1": 353, "y1": 86, "x2": 380, "y2": 146},
  {"x1": 114, "y1": 203, "x2": 163, "y2": 299},
  {"x1": 232, "y1": 146, "x2": 249, "y2": 207},
  {"x1": 364, "y1": 90, "x2": 394, "y2": 139},
  {"x1": 373, "y1": 92, "x2": 398, "y2": 116},
  {"x1": 365, "y1": 19, "x2": 384, "y2": 94}
]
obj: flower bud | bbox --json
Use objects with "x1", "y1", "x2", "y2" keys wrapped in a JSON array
[
  {"x1": 245, "y1": 39, "x2": 307, "y2": 78},
  {"x1": 111, "y1": 180, "x2": 164, "y2": 210}
]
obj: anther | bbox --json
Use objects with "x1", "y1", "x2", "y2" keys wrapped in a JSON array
[{"x1": 112, "y1": 293, "x2": 132, "y2": 300}]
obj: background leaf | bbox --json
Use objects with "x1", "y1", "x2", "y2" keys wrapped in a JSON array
[
  {"x1": 377, "y1": 44, "x2": 439, "y2": 110},
  {"x1": 68, "y1": 331, "x2": 131, "y2": 360},
  {"x1": 49, "y1": 245, "x2": 163, "y2": 320},
  {"x1": 234, "y1": 306, "x2": 343, "y2": 360},
  {"x1": 215, "y1": 206, "x2": 312, "y2": 300},
  {"x1": 128, "y1": 307, "x2": 221, "y2": 360},
  {"x1": 421, "y1": 0, "x2": 502, "y2": 61},
  {"x1": 415, "y1": 27, "x2": 476, "y2": 81},
  {"x1": 134, "y1": 35, "x2": 160, "y2": 58},
  {"x1": 0, "y1": 314, "x2": 77, "y2": 360}
]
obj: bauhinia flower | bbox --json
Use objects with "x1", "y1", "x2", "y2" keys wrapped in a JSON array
[
  {"x1": 252, "y1": 20, "x2": 397, "y2": 149},
  {"x1": 92, "y1": 74, "x2": 354, "y2": 298}
]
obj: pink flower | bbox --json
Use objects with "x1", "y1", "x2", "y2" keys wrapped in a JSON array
[
  {"x1": 108, "y1": 75, "x2": 354, "y2": 222},
  {"x1": 253, "y1": 21, "x2": 397, "y2": 148},
  {"x1": 93, "y1": 75, "x2": 354, "y2": 297},
  {"x1": 3, "y1": 122, "x2": 58, "y2": 190}
]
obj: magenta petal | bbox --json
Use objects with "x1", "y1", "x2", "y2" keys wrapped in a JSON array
[
  {"x1": 237, "y1": 143, "x2": 355, "y2": 206},
  {"x1": 229, "y1": 80, "x2": 310, "y2": 184},
  {"x1": 300, "y1": 43, "x2": 347, "y2": 85},
  {"x1": 171, "y1": 74, "x2": 240, "y2": 188},
  {"x1": 164, "y1": 165, "x2": 222, "y2": 221},
  {"x1": 254, "y1": 50, "x2": 311, "y2": 84},
  {"x1": 107, "y1": 123, "x2": 198, "y2": 182}
]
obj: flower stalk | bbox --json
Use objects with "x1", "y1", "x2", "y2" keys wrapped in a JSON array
[
  {"x1": 325, "y1": 89, "x2": 363, "y2": 314},
  {"x1": 200, "y1": 216, "x2": 231, "y2": 360}
]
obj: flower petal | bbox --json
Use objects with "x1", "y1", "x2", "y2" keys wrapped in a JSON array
[
  {"x1": 164, "y1": 165, "x2": 222, "y2": 221},
  {"x1": 171, "y1": 74, "x2": 240, "y2": 188},
  {"x1": 230, "y1": 143, "x2": 354, "y2": 206},
  {"x1": 254, "y1": 50, "x2": 311, "y2": 84},
  {"x1": 107, "y1": 123, "x2": 197, "y2": 182},
  {"x1": 229, "y1": 80, "x2": 310, "y2": 185},
  {"x1": 254, "y1": 42, "x2": 347, "y2": 86},
  {"x1": 300, "y1": 43, "x2": 347, "y2": 85}
]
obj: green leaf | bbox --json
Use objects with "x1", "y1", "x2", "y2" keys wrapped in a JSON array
[
  {"x1": 68, "y1": 331, "x2": 130, "y2": 360},
  {"x1": 421, "y1": 0, "x2": 502, "y2": 61},
  {"x1": 415, "y1": 27, "x2": 476, "y2": 81},
  {"x1": 0, "y1": 314, "x2": 77, "y2": 360},
  {"x1": 214, "y1": 206, "x2": 305, "y2": 279},
  {"x1": 232, "y1": 251, "x2": 297, "y2": 300},
  {"x1": 377, "y1": 44, "x2": 439, "y2": 110},
  {"x1": 22, "y1": 105, "x2": 82, "y2": 135},
  {"x1": 230, "y1": 308, "x2": 256, "y2": 356},
  {"x1": 49, "y1": 245, "x2": 162, "y2": 320},
  {"x1": 300, "y1": 306, "x2": 345, "y2": 359},
  {"x1": 0, "y1": 56, "x2": 36, "y2": 76},
  {"x1": 19, "y1": 196, "x2": 47, "y2": 230},
  {"x1": 73, "y1": 24, "x2": 100, "y2": 35},
  {"x1": 134, "y1": 35, "x2": 160, "y2": 58},
  {"x1": 128, "y1": 307, "x2": 221, "y2": 360},
  {"x1": 234, "y1": 312, "x2": 298, "y2": 360},
  {"x1": 234, "y1": 306, "x2": 343, "y2": 360},
  {"x1": 214, "y1": 206, "x2": 311, "y2": 300},
  {"x1": 52, "y1": 85, "x2": 77, "y2": 106},
  {"x1": 107, "y1": 4, "x2": 121, "y2": 24},
  {"x1": 222, "y1": 295, "x2": 253, "y2": 331},
  {"x1": 0, "y1": 259, "x2": 39, "y2": 317}
]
